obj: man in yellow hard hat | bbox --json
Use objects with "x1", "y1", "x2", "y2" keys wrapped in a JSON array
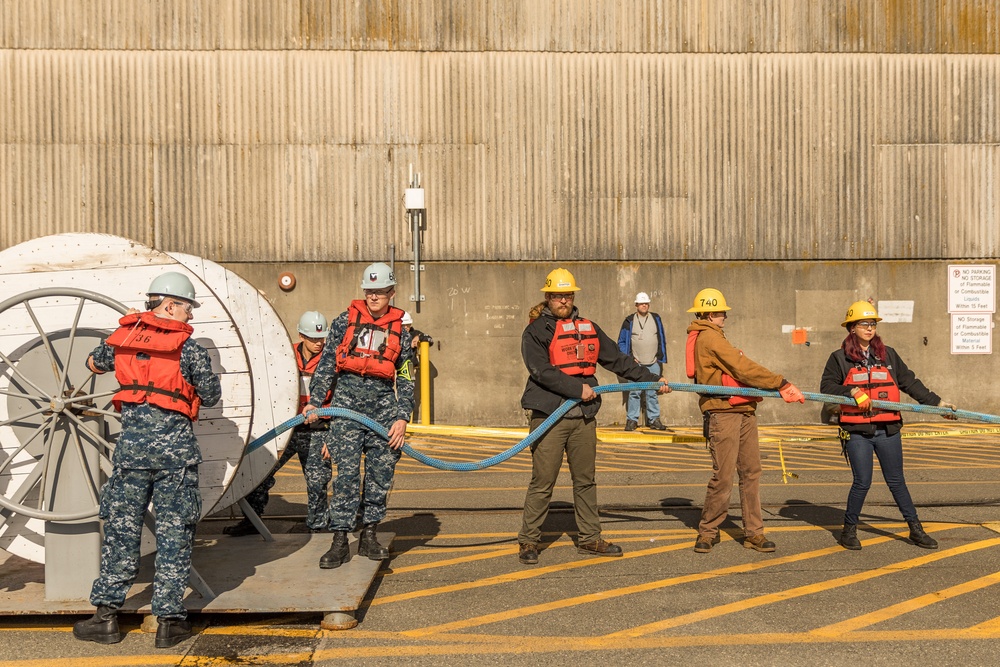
[
  {"x1": 685, "y1": 288, "x2": 805, "y2": 554},
  {"x1": 517, "y1": 268, "x2": 670, "y2": 565}
]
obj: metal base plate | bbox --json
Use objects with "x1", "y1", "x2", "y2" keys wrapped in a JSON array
[{"x1": 0, "y1": 533, "x2": 391, "y2": 615}]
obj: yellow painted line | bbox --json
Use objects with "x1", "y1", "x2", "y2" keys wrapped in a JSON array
[
  {"x1": 404, "y1": 524, "x2": 964, "y2": 637},
  {"x1": 372, "y1": 539, "x2": 698, "y2": 608},
  {"x1": 384, "y1": 533, "x2": 695, "y2": 574},
  {"x1": 811, "y1": 569, "x2": 1000, "y2": 636},
  {"x1": 608, "y1": 535, "x2": 1000, "y2": 638}
]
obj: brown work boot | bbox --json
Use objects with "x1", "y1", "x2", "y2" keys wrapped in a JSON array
[
  {"x1": 693, "y1": 533, "x2": 721, "y2": 553},
  {"x1": 743, "y1": 534, "x2": 776, "y2": 553},
  {"x1": 518, "y1": 542, "x2": 539, "y2": 565},
  {"x1": 577, "y1": 538, "x2": 623, "y2": 557}
]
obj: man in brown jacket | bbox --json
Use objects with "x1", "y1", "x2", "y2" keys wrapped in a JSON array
[{"x1": 685, "y1": 288, "x2": 805, "y2": 554}]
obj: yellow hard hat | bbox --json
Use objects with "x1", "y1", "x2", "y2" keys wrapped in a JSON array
[
  {"x1": 686, "y1": 288, "x2": 731, "y2": 313},
  {"x1": 540, "y1": 268, "x2": 581, "y2": 293},
  {"x1": 842, "y1": 301, "x2": 881, "y2": 328}
]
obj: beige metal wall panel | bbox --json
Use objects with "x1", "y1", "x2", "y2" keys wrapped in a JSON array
[
  {"x1": 943, "y1": 145, "x2": 1000, "y2": 257},
  {"x1": 877, "y1": 145, "x2": 943, "y2": 258},
  {"x1": 3, "y1": 1, "x2": 999, "y2": 54},
  {"x1": 943, "y1": 56, "x2": 1000, "y2": 143},
  {"x1": 747, "y1": 55, "x2": 878, "y2": 260},
  {"x1": 486, "y1": 53, "x2": 552, "y2": 260},
  {"x1": 877, "y1": 56, "x2": 943, "y2": 145}
]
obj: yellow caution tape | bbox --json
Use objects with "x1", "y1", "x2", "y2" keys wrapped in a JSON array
[{"x1": 777, "y1": 440, "x2": 798, "y2": 484}]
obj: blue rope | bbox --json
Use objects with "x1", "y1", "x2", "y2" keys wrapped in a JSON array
[{"x1": 242, "y1": 382, "x2": 1000, "y2": 472}]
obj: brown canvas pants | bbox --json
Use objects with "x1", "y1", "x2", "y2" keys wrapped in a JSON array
[{"x1": 698, "y1": 411, "x2": 764, "y2": 539}]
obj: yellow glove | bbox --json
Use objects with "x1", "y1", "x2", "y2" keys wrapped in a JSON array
[{"x1": 850, "y1": 388, "x2": 871, "y2": 411}]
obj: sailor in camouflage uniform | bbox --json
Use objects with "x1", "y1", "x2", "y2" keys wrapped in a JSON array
[
  {"x1": 224, "y1": 311, "x2": 333, "y2": 535},
  {"x1": 303, "y1": 262, "x2": 414, "y2": 569},
  {"x1": 73, "y1": 272, "x2": 221, "y2": 649}
]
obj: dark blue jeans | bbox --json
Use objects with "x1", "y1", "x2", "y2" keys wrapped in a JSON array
[{"x1": 843, "y1": 428, "x2": 918, "y2": 526}]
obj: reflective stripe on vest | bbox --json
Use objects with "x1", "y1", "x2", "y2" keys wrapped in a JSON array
[{"x1": 548, "y1": 318, "x2": 600, "y2": 376}]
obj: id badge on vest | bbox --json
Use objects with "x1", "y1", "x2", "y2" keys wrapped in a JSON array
[{"x1": 357, "y1": 329, "x2": 387, "y2": 355}]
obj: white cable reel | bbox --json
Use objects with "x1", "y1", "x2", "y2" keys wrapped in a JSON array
[{"x1": 0, "y1": 234, "x2": 298, "y2": 564}]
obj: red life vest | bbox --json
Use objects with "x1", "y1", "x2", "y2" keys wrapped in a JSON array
[
  {"x1": 840, "y1": 364, "x2": 901, "y2": 424},
  {"x1": 548, "y1": 318, "x2": 600, "y2": 376},
  {"x1": 685, "y1": 330, "x2": 761, "y2": 406},
  {"x1": 335, "y1": 301, "x2": 404, "y2": 380},
  {"x1": 105, "y1": 311, "x2": 201, "y2": 420},
  {"x1": 296, "y1": 343, "x2": 330, "y2": 409}
]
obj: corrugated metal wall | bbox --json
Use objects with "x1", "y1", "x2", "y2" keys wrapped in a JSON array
[{"x1": 2, "y1": 1, "x2": 999, "y2": 261}]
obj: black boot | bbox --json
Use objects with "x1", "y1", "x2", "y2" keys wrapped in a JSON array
[
  {"x1": 222, "y1": 517, "x2": 259, "y2": 537},
  {"x1": 73, "y1": 605, "x2": 121, "y2": 644},
  {"x1": 155, "y1": 618, "x2": 192, "y2": 648},
  {"x1": 357, "y1": 523, "x2": 389, "y2": 560},
  {"x1": 839, "y1": 523, "x2": 862, "y2": 550},
  {"x1": 319, "y1": 531, "x2": 351, "y2": 569},
  {"x1": 908, "y1": 520, "x2": 938, "y2": 549}
]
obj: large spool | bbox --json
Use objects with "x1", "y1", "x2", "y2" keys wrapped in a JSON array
[{"x1": 0, "y1": 234, "x2": 298, "y2": 564}]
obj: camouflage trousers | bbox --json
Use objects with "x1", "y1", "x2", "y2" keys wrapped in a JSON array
[
  {"x1": 243, "y1": 427, "x2": 331, "y2": 530},
  {"x1": 90, "y1": 465, "x2": 200, "y2": 619},
  {"x1": 325, "y1": 421, "x2": 402, "y2": 531}
]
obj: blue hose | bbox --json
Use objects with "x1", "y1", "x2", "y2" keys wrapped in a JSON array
[{"x1": 243, "y1": 382, "x2": 1000, "y2": 472}]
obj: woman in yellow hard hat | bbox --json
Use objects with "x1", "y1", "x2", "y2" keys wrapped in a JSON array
[{"x1": 820, "y1": 301, "x2": 958, "y2": 551}]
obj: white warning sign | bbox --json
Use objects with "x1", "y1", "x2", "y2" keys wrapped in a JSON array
[
  {"x1": 950, "y1": 313, "x2": 993, "y2": 355},
  {"x1": 948, "y1": 265, "x2": 996, "y2": 313}
]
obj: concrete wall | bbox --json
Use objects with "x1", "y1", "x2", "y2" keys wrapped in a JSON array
[{"x1": 223, "y1": 260, "x2": 999, "y2": 427}]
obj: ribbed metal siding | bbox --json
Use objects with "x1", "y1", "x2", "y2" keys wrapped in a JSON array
[
  {"x1": 3, "y1": 50, "x2": 1000, "y2": 260},
  {"x1": 3, "y1": 1, "x2": 999, "y2": 53}
]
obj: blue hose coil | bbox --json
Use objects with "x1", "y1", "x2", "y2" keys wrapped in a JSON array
[{"x1": 243, "y1": 382, "x2": 1000, "y2": 472}]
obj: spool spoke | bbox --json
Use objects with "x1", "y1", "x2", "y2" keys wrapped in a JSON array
[
  {"x1": 55, "y1": 297, "x2": 87, "y2": 393},
  {"x1": 61, "y1": 410, "x2": 118, "y2": 458},
  {"x1": 0, "y1": 405, "x2": 53, "y2": 428},
  {"x1": 24, "y1": 300, "x2": 68, "y2": 391},
  {"x1": 64, "y1": 388, "x2": 117, "y2": 404},
  {"x1": 0, "y1": 349, "x2": 49, "y2": 398},
  {"x1": 35, "y1": 417, "x2": 59, "y2": 511},
  {"x1": 67, "y1": 421, "x2": 101, "y2": 507},
  {"x1": 0, "y1": 416, "x2": 53, "y2": 475},
  {"x1": 0, "y1": 387, "x2": 49, "y2": 403}
]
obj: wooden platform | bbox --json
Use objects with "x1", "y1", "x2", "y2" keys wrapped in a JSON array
[{"x1": 0, "y1": 532, "x2": 391, "y2": 616}]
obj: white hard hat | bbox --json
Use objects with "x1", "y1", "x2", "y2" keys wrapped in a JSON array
[
  {"x1": 297, "y1": 311, "x2": 329, "y2": 337},
  {"x1": 147, "y1": 271, "x2": 200, "y2": 308},
  {"x1": 401, "y1": 311, "x2": 413, "y2": 325},
  {"x1": 361, "y1": 262, "x2": 396, "y2": 290},
  {"x1": 635, "y1": 292, "x2": 651, "y2": 304}
]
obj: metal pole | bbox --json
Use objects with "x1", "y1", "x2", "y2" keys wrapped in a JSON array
[{"x1": 419, "y1": 340, "x2": 431, "y2": 425}]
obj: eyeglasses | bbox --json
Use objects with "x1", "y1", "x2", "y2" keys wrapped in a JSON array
[
  {"x1": 854, "y1": 321, "x2": 877, "y2": 330},
  {"x1": 548, "y1": 293, "x2": 575, "y2": 302},
  {"x1": 170, "y1": 300, "x2": 193, "y2": 315},
  {"x1": 364, "y1": 288, "x2": 393, "y2": 297}
]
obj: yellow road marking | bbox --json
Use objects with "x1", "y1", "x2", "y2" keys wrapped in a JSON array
[
  {"x1": 811, "y1": 569, "x2": 1000, "y2": 636},
  {"x1": 405, "y1": 525, "x2": 964, "y2": 637},
  {"x1": 371, "y1": 540, "x2": 697, "y2": 608},
  {"x1": 9, "y1": 625, "x2": 1000, "y2": 665},
  {"x1": 608, "y1": 536, "x2": 1000, "y2": 638}
]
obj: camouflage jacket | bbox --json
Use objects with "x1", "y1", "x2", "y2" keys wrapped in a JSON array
[
  {"x1": 89, "y1": 337, "x2": 222, "y2": 469},
  {"x1": 308, "y1": 310, "x2": 415, "y2": 425}
]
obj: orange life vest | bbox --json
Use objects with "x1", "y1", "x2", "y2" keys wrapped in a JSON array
[
  {"x1": 840, "y1": 364, "x2": 901, "y2": 424},
  {"x1": 685, "y1": 330, "x2": 761, "y2": 406},
  {"x1": 106, "y1": 311, "x2": 201, "y2": 420},
  {"x1": 548, "y1": 318, "x2": 600, "y2": 376},
  {"x1": 335, "y1": 301, "x2": 404, "y2": 380},
  {"x1": 296, "y1": 343, "x2": 330, "y2": 409}
]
